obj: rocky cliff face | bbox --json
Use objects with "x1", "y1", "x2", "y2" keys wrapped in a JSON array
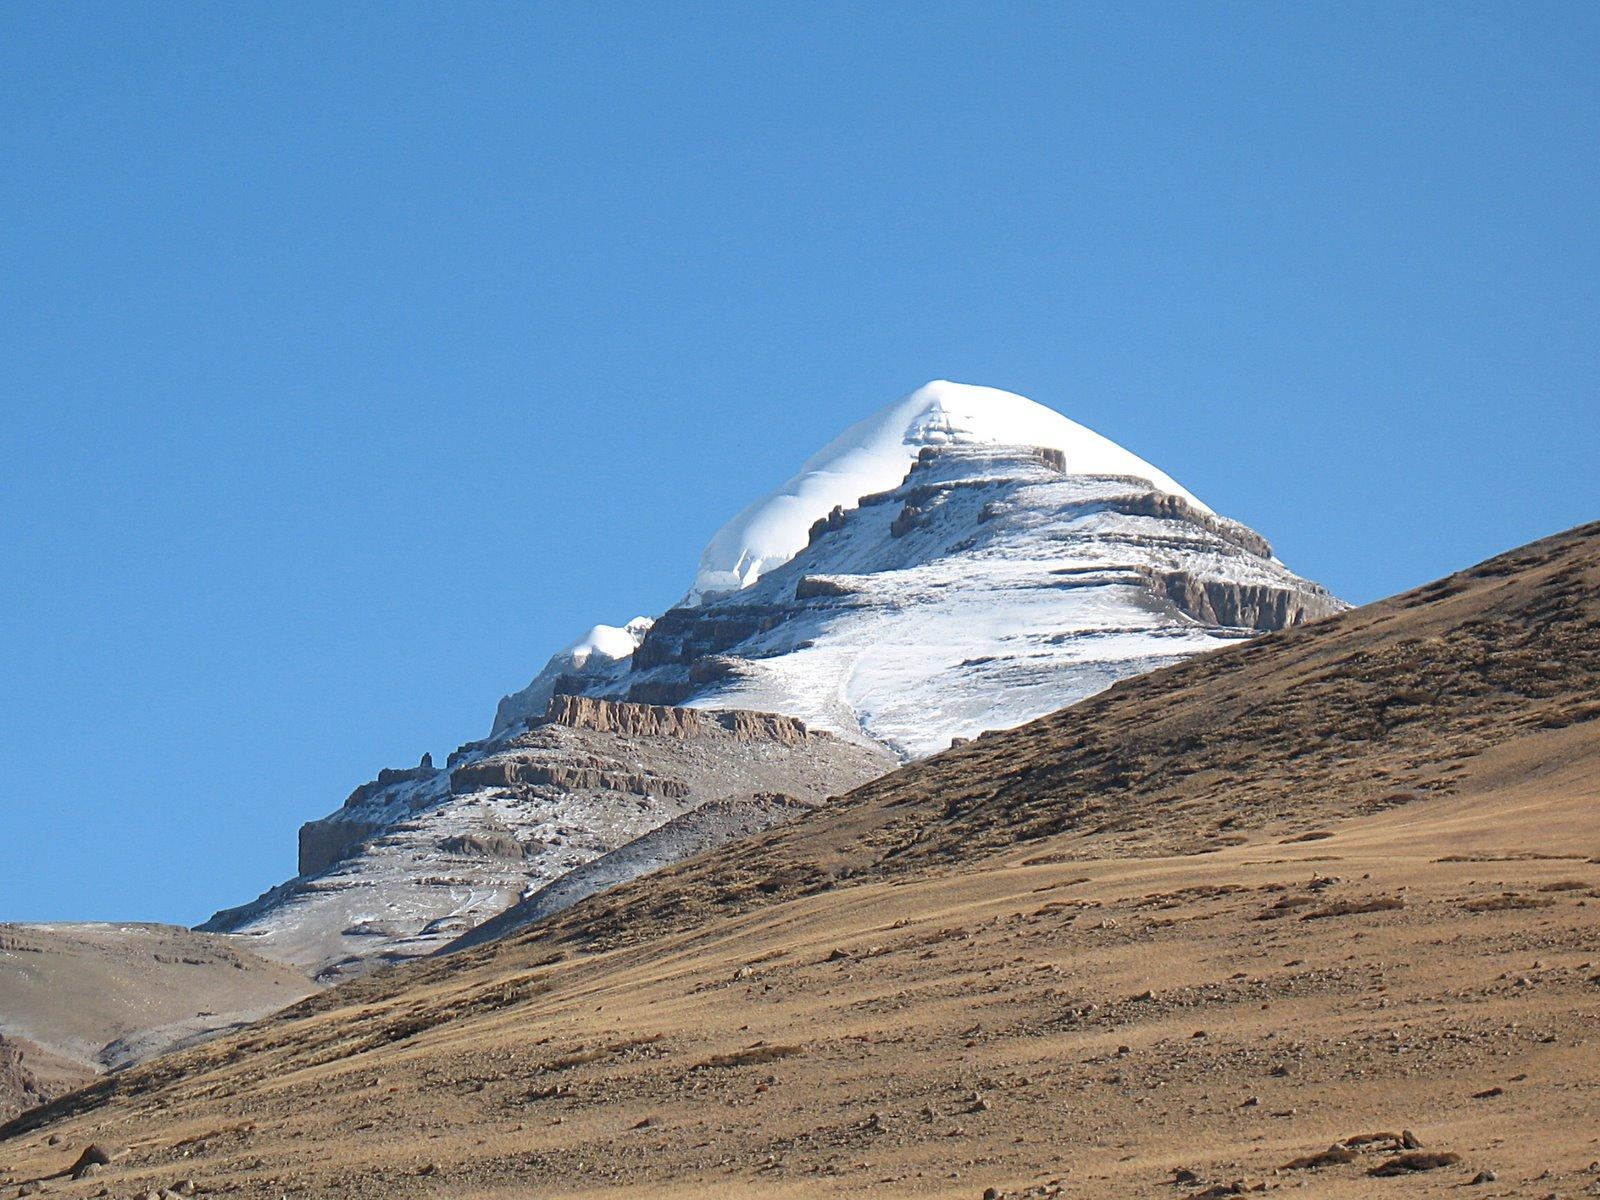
[
  {"x1": 201, "y1": 697, "x2": 891, "y2": 977},
  {"x1": 540, "y1": 694, "x2": 813, "y2": 744}
]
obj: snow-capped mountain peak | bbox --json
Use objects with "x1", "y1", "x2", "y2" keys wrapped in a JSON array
[
  {"x1": 494, "y1": 381, "x2": 1342, "y2": 755},
  {"x1": 205, "y1": 380, "x2": 1343, "y2": 975},
  {"x1": 689, "y1": 380, "x2": 1206, "y2": 604}
]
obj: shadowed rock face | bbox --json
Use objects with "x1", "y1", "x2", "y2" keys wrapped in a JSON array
[{"x1": 297, "y1": 817, "x2": 388, "y2": 877}]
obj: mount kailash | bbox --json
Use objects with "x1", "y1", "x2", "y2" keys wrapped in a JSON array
[{"x1": 202, "y1": 381, "x2": 1343, "y2": 975}]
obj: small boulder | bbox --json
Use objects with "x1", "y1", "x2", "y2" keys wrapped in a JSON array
[{"x1": 69, "y1": 1144, "x2": 117, "y2": 1180}]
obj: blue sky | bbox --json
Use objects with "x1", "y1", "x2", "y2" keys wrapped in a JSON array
[{"x1": 3, "y1": 3, "x2": 1597, "y2": 924}]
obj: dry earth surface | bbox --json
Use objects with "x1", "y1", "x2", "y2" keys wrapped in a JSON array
[{"x1": 2, "y1": 523, "x2": 1597, "y2": 1200}]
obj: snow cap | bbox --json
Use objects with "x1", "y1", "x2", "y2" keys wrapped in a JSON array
[{"x1": 689, "y1": 380, "x2": 1205, "y2": 603}]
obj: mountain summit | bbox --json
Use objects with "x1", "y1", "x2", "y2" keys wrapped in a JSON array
[
  {"x1": 496, "y1": 381, "x2": 1342, "y2": 756},
  {"x1": 206, "y1": 382, "x2": 1341, "y2": 972},
  {"x1": 690, "y1": 380, "x2": 1207, "y2": 604}
]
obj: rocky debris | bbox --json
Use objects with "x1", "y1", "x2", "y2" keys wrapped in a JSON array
[
  {"x1": 1280, "y1": 1146, "x2": 1356, "y2": 1169},
  {"x1": 1368, "y1": 1151, "x2": 1461, "y2": 1175}
]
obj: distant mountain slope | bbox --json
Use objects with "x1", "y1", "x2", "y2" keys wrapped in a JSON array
[
  {"x1": 0, "y1": 923, "x2": 315, "y2": 1121},
  {"x1": 4, "y1": 526, "x2": 1593, "y2": 1200},
  {"x1": 444, "y1": 790, "x2": 819, "y2": 954}
]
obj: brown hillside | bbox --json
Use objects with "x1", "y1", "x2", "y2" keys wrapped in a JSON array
[{"x1": 3, "y1": 522, "x2": 1597, "y2": 1200}]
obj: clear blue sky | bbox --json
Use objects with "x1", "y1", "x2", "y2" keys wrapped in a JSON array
[{"x1": 3, "y1": 3, "x2": 1597, "y2": 924}]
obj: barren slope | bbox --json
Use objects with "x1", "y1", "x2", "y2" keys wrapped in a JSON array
[
  {"x1": 0, "y1": 924, "x2": 316, "y2": 1122},
  {"x1": 2, "y1": 523, "x2": 1597, "y2": 1200}
]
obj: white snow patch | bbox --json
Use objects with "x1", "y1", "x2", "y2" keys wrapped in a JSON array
[{"x1": 689, "y1": 380, "x2": 1205, "y2": 603}]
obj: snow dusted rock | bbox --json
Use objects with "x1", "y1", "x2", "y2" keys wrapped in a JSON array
[
  {"x1": 502, "y1": 381, "x2": 1343, "y2": 758},
  {"x1": 200, "y1": 697, "x2": 890, "y2": 977},
  {"x1": 687, "y1": 379, "x2": 1207, "y2": 604},
  {"x1": 444, "y1": 791, "x2": 818, "y2": 953},
  {"x1": 491, "y1": 618, "x2": 653, "y2": 737}
]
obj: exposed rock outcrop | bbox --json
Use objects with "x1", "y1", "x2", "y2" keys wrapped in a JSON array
[
  {"x1": 1149, "y1": 568, "x2": 1345, "y2": 632},
  {"x1": 449, "y1": 754, "x2": 692, "y2": 799},
  {"x1": 298, "y1": 817, "x2": 388, "y2": 877},
  {"x1": 794, "y1": 575, "x2": 860, "y2": 600},
  {"x1": 1100, "y1": 490, "x2": 1275, "y2": 559},
  {"x1": 544, "y1": 695, "x2": 813, "y2": 745},
  {"x1": 342, "y1": 755, "x2": 439, "y2": 810},
  {"x1": 438, "y1": 832, "x2": 532, "y2": 861}
]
